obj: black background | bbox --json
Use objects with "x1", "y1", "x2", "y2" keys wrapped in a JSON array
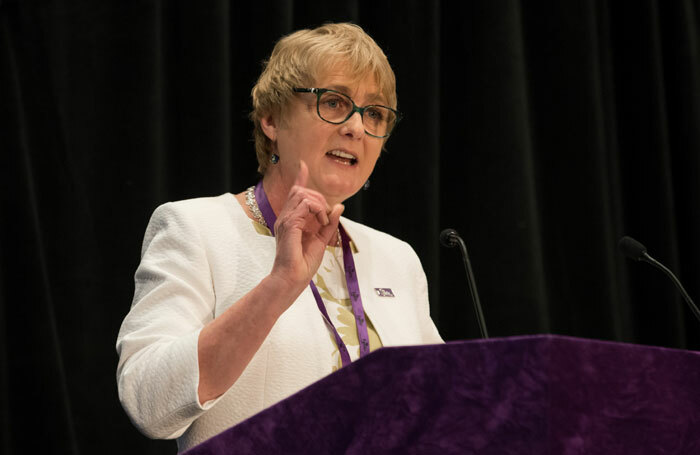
[{"x1": 2, "y1": 1, "x2": 700, "y2": 453}]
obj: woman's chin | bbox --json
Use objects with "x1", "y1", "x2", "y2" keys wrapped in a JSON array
[{"x1": 317, "y1": 180, "x2": 361, "y2": 204}]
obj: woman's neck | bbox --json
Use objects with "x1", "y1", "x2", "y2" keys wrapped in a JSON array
[{"x1": 260, "y1": 172, "x2": 290, "y2": 217}]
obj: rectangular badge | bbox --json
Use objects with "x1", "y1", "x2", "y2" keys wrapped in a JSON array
[{"x1": 374, "y1": 288, "x2": 395, "y2": 297}]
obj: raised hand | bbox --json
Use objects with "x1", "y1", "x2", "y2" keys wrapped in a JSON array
[
  {"x1": 196, "y1": 161, "x2": 343, "y2": 403},
  {"x1": 270, "y1": 161, "x2": 344, "y2": 293}
]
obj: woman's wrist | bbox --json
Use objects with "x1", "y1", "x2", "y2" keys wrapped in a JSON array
[{"x1": 258, "y1": 272, "x2": 308, "y2": 314}]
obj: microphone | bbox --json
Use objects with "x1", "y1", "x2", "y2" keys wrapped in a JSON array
[
  {"x1": 618, "y1": 236, "x2": 647, "y2": 261},
  {"x1": 440, "y1": 228, "x2": 489, "y2": 338},
  {"x1": 618, "y1": 236, "x2": 700, "y2": 323}
]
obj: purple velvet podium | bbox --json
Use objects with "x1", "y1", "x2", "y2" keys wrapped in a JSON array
[{"x1": 183, "y1": 335, "x2": 700, "y2": 454}]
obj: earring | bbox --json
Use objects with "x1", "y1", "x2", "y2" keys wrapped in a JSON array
[
  {"x1": 363, "y1": 180, "x2": 370, "y2": 191},
  {"x1": 270, "y1": 154, "x2": 279, "y2": 164}
]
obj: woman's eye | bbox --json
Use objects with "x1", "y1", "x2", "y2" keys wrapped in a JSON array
[
  {"x1": 323, "y1": 96, "x2": 347, "y2": 109},
  {"x1": 366, "y1": 108, "x2": 385, "y2": 122}
]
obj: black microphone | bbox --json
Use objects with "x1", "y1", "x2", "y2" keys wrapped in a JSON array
[
  {"x1": 618, "y1": 236, "x2": 700, "y2": 323},
  {"x1": 440, "y1": 228, "x2": 489, "y2": 338},
  {"x1": 618, "y1": 236, "x2": 648, "y2": 261}
]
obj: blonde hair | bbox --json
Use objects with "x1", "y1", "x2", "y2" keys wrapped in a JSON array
[{"x1": 250, "y1": 23, "x2": 397, "y2": 174}]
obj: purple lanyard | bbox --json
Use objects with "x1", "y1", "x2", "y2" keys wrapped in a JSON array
[{"x1": 254, "y1": 181, "x2": 371, "y2": 367}]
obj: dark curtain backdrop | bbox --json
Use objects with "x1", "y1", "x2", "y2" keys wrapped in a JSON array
[{"x1": 2, "y1": 0, "x2": 699, "y2": 453}]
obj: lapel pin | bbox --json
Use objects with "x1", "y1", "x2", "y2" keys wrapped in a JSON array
[{"x1": 374, "y1": 288, "x2": 395, "y2": 297}]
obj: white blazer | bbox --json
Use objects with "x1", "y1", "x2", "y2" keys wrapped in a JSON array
[{"x1": 116, "y1": 193, "x2": 443, "y2": 452}]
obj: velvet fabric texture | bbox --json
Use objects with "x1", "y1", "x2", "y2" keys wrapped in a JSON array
[{"x1": 183, "y1": 335, "x2": 700, "y2": 454}]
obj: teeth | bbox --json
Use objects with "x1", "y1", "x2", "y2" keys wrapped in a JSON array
[{"x1": 327, "y1": 150, "x2": 356, "y2": 160}]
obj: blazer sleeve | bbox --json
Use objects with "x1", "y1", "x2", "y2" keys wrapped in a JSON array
[{"x1": 116, "y1": 202, "x2": 223, "y2": 439}]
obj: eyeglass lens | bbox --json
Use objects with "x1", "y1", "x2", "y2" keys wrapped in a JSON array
[{"x1": 318, "y1": 91, "x2": 396, "y2": 137}]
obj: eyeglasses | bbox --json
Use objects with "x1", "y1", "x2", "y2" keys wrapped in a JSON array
[{"x1": 293, "y1": 88, "x2": 402, "y2": 138}]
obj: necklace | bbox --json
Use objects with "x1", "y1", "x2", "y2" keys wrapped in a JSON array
[
  {"x1": 245, "y1": 185, "x2": 341, "y2": 246},
  {"x1": 245, "y1": 186, "x2": 267, "y2": 227}
]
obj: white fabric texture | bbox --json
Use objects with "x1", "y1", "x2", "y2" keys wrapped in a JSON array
[{"x1": 116, "y1": 193, "x2": 443, "y2": 452}]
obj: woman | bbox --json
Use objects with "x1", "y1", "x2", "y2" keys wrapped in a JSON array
[{"x1": 116, "y1": 23, "x2": 442, "y2": 452}]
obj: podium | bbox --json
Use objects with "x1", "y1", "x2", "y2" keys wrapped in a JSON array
[{"x1": 183, "y1": 335, "x2": 700, "y2": 454}]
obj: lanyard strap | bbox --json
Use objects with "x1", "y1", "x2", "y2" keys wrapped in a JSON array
[{"x1": 254, "y1": 181, "x2": 370, "y2": 367}]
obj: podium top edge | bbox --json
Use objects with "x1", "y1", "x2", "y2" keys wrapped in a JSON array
[{"x1": 380, "y1": 333, "x2": 700, "y2": 356}]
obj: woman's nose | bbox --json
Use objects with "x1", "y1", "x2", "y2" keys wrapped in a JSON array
[{"x1": 341, "y1": 111, "x2": 365, "y2": 139}]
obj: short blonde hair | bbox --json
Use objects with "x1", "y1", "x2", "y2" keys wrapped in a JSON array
[{"x1": 250, "y1": 23, "x2": 398, "y2": 174}]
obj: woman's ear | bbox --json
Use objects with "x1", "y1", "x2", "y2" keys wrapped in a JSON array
[{"x1": 260, "y1": 114, "x2": 278, "y2": 142}]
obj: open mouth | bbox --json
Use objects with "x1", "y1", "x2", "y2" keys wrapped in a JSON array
[{"x1": 326, "y1": 150, "x2": 358, "y2": 166}]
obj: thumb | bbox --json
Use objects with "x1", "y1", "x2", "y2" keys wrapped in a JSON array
[
  {"x1": 329, "y1": 203, "x2": 344, "y2": 225},
  {"x1": 320, "y1": 204, "x2": 345, "y2": 242}
]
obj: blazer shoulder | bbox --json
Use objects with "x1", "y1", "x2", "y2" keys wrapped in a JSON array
[
  {"x1": 141, "y1": 193, "x2": 242, "y2": 249},
  {"x1": 340, "y1": 217, "x2": 416, "y2": 258},
  {"x1": 152, "y1": 193, "x2": 238, "y2": 219},
  {"x1": 145, "y1": 193, "x2": 240, "y2": 230}
]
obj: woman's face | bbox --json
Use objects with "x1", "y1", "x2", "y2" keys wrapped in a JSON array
[{"x1": 263, "y1": 67, "x2": 386, "y2": 205}]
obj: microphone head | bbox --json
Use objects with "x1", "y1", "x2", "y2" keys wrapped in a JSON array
[
  {"x1": 618, "y1": 236, "x2": 647, "y2": 261},
  {"x1": 440, "y1": 228, "x2": 459, "y2": 248}
]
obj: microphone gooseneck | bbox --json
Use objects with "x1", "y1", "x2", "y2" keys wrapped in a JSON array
[
  {"x1": 618, "y1": 235, "x2": 700, "y2": 323},
  {"x1": 440, "y1": 228, "x2": 489, "y2": 338}
]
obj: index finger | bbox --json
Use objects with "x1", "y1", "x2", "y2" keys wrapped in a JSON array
[{"x1": 294, "y1": 160, "x2": 309, "y2": 188}]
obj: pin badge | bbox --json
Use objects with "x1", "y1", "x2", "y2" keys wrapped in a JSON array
[{"x1": 374, "y1": 288, "x2": 395, "y2": 297}]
